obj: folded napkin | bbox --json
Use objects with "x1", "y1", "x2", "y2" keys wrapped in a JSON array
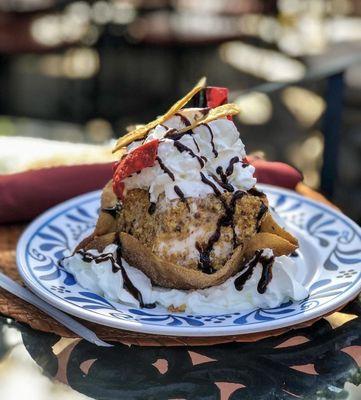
[{"x1": 0, "y1": 159, "x2": 302, "y2": 224}]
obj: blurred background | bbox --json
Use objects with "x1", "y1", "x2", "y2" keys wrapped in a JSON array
[{"x1": 0, "y1": 0, "x2": 360, "y2": 222}]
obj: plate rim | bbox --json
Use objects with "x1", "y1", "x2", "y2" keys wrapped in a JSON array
[{"x1": 16, "y1": 184, "x2": 361, "y2": 337}]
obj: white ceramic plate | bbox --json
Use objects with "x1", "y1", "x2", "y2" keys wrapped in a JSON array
[{"x1": 16, "y1": 184, "x2": 361, "y2": 337}]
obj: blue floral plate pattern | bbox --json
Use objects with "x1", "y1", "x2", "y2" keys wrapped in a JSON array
[{"x1": 16, "y1": 184, "x2": 361, "y2": 337}]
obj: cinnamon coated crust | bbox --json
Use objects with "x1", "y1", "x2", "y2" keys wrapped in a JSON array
[{"x1": 117, "y1": 188, "x2": 267, "y2": 270}]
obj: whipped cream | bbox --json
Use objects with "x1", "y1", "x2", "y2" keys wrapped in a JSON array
[
  {"x1": 63, "y1": 246, "x2": 308, "y2": 314},
  {"x1": 123, "y1": 109, "x2": 256, "y2": 202}
]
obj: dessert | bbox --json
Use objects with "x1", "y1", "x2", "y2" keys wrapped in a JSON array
[{"x1": 62, "y1": 79, "x2": 308, "y2": 314}]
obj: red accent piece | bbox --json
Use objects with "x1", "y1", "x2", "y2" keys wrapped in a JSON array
[
  {"x1": 113, "y1": 139, "x2": 159, "y2": 199},
  {"x1": 205, "y1": 87, "x2": 229, "y2": 108},
  {"x1": 0, "y1": 163, "x2": 114, "y2": 224},
  {"x1": 248, "y1": 157, "x2": 303, "y2": 190}
]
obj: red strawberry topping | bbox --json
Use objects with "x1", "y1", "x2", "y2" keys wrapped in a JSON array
[
  {"x1": 205, "y1": 87, "x2": 229, "y2": 108},
  {"x1": 113, "y1": 139, "x2": 159, "y2": 200}
]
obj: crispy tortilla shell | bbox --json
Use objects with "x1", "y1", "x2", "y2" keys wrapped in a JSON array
[
  {"x1": 179, "y1": 103, "x2": 240, "y2": 133},
  {"x1": 242, "y1": 232, "x2": 297, "y2": 260},
  {"x1": 260, "y1": 212, "x2": 298, "y2": 246},
  {"x1": 74, "y1": 232, "x2": 116, "y2": 253},
  {"x1": 120, "y1": 232, "x2": 246, "y2": 290},
  {"x1": 94, "y1": 180, "x2": 118, "y2": 236}
]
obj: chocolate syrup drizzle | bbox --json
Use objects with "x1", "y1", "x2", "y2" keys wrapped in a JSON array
[
  {"x1": 173, "y1": 141, "x2": 205, "y2": 167},
  {"x1": 248, "y1": 187, "x2": 266, "y2": 198},
  {"x1": 200, "y1": 172, "x2": 222, "y2": 197},
  {"x1": 215, "y1": 166, "x2": 228, "y2": 184},
  {"x1": 102, "y1": 202, "x2": 122, "y2": 218},
  {"x1": 156, "y1": 156, "x2": 175, "y2": 181},
  {"x1": 211, "y1": 174, "x2": 234, "y2": 192},
  {"x1": 234, "y1": 249, "x2": 275, "y2": 294},
  {"x1": 203, "y1": 123, "x2": 218, "y2": 157},
  {"x1": 195, "y1": 184, "x2": 246, "y2": 274},
  {"x1": 74, "y1": 238, "x2": 155, "y2": 309},
  {"x1": 200, "y1": 107, "x2": 211, "y2": 115},
  {"x1": 174, "y1": 112, "x2": 200, "y2": 151},
  {"x1": 164, "y1": 129, "x2": 185, "y2": 141},
  {"x1": 256, "y1": 203, "x2": 268, "y2": 231},
  {"x1": 174, "y1": 185, "x2": 190, "y2": 211},
  {"x1": 148, "y1": 202, "x2": 156, "y2": 215},
  {"x1": 175, "y1": 112, "x2": 191, "y2": 127},
  {"x1": 212, "y1": 156, "x2": 241, "y2": 193},
  {"x1": 225, "y1": 156, "x2": 240, "y2": 176},
  {"x1": 197, "y1": 169, "x2": 269, "y2": 274}
]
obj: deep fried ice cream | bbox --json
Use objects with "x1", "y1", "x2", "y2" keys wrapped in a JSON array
[
  {"x1": 62, "y1": 81, "x2": 308, "y2": 313},
  {"x1": 118, "y1": 188, "x2": 266, "y2": 272}
]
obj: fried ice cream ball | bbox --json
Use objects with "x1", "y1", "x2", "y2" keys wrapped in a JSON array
[{"x1": 116, "y1": 188, "x2": 267, "y2": 271}]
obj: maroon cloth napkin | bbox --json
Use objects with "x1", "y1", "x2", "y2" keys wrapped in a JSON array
[
  {"x1": 0, "y1": 163, "x2": 113, "y2": 224},
  {"x1": 0, "y1": 160, "x2": 302, "y2": 224},
  {"x1": 250, "y1": 158, "x2": 303, "y2": 189}
]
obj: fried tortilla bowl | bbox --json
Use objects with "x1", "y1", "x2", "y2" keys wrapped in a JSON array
[
  {"x1": 121, "y1": 226, "x2": 297, "y2": 290},
  {"x1": 77, "y1": 182, "x2": 298, "y2": 290},
  {"x1": 78, "y1": 225, "x2": 297, "y2": 290},
  {"x1": 120, "y1": 232, "x2": 246, "y2": 289}
]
